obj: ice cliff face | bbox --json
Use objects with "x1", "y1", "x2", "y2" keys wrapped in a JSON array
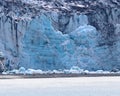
[{"x1": 0, "y1": 0, "x2": 120, "y2": 71}]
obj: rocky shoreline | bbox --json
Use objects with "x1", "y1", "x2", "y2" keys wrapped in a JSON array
[{"x1": 1, "y1": 73, "x2": 120, "y2": 79}]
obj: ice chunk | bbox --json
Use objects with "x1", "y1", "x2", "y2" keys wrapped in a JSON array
[
  {"x1": 25, "y1": 69, "x2": 43, "y2": 74},
  {"x1": 19, "y1": 67, "x2": 26, "y2": 74},
  {"x1": 69, "y1": 66, "x2": 84, "y2": 74}
]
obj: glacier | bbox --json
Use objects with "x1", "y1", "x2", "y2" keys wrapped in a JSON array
[{"x1": 0, "y1": 0, "x2": 120, "y2": 71}]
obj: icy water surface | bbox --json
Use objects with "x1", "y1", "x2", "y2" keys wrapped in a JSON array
[{"x1": 0, "y1": 77, "x2": 120, "y2": 96}]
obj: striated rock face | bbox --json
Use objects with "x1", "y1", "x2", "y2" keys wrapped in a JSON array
[{"x1": 0, "y1": 0, "x2": 120, "y2": 70}]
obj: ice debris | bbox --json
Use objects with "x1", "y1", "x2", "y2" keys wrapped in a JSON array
[{"x1": 2, "y1": 66, "x2": 119, "y2": 75}]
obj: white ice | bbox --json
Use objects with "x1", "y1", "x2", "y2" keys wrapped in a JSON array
[{"x1": 0, "y1": 77, "x2": 120, "y2": 96}]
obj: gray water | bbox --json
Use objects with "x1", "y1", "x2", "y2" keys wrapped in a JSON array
[{"x1": 0, "y1": 77, "x2": 120, "y2": 96}]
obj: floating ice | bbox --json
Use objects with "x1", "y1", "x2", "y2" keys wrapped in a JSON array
[{"x1": 69, "y1": 66, "x2": 84, "y2": 74}]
